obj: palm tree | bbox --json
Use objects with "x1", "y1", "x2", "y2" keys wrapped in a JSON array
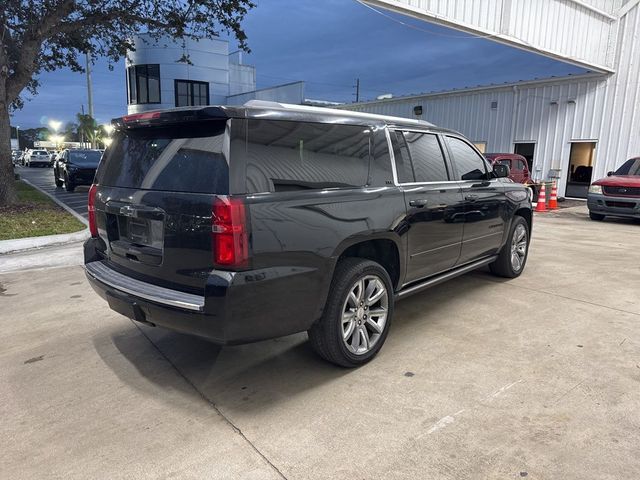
[{"x1": 76, "y1": 113, "x2": 99, "y2": 148}]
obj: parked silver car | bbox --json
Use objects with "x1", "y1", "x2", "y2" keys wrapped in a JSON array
[{"x1": 25, "y1": 149, "x2": 51, "y2": 167}]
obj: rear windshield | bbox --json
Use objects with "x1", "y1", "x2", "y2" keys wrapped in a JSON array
[
  {"x1": 614, "y1": 158, "x2": 640, "y2": 176},
  {"x1": 96, "y1": 121, "x2": 229, "y2": 194},
  {"x1": 69, "y1": 150, "x2": 102, "y2": 166}
]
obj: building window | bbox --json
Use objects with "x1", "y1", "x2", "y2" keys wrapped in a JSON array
[
  {"x1": 174, "y1": 80, "x2": 210, "y2": 107},
  {"x1": 127, "y1": 65, "x2": 161, "y2": 105}
]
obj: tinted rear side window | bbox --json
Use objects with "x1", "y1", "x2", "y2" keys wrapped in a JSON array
[
  {"x1": 397, "y1": 131, "x2": 449, "y2": 182},
  {"x1": 392, "y1": 131, "x2": 414, "y2": 183},
  {"x1": 97, "y1": 121, "x2": 229, "y2": 194},
  {"x1": 240, "y1": 120, "x2": 370, "y2": 193}
]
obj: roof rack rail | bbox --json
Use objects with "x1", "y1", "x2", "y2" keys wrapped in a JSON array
[{"x1": 242, "y1": 100, "x2": 433, "y2": 127}]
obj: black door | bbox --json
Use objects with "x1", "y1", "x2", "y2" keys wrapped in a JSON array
[
  {"x1": 392, "y1": 130, "x2": 465, "y2": 283},
  {"x1": 514, "y1": 143, "x2": 535, "y2": 171},
  {"x1": 444, "y1": 135, "x2": 506, "y2": 265}
]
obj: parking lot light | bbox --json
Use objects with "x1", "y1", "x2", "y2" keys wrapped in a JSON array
[{"x1": 49, "y1": 120, "x2": 62, "y2": 133}]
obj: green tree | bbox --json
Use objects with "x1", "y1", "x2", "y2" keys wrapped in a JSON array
[
  {"x1": 63, "y1": 122, "x2": 79, "y2": 143},
  {"x1": 75, "y1": 113, "x2": 98, "y2": 147},
  {"x1": 0, "y1": 0, "x2": 254, "y2": 205}
]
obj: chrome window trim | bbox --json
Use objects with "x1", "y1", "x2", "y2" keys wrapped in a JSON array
[
  {"x1": 384, "y1": 127, "x2": 400, "y2": 186},
  {"x1": 85, "y1": 261, "x2": 205, "y2": 312}
]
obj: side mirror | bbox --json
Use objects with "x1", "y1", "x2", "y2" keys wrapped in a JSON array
[
  {"x1": 607, "y1": 171, "x2": 614, "y2": 176},
  {"x1": 492, "y1": 163, "x2": 510, "y2": 178}
]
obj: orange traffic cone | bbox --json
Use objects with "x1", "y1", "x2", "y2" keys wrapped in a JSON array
[
  {"x1": 535, "y1": 183, "x2": 547, "y2": 212},
  {"x1": 548, "y1": 181, "x2": 558, "y2": 210}
]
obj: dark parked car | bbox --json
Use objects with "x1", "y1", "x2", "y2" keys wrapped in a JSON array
[
  {"x1": 84, "y1": 102, "x2": 533, "y2": 367},
  {"x1": 587, "y1": 157, "x2": 640, "y2": 221},
  {"x1": 54, "y1": 149, "x2": 103, "y2": 192}
]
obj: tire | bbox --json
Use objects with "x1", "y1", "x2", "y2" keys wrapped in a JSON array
[
  {"x1": 589, "y1": 211, "x2": 605, "y2": 221},
  {"x1": 489, "y1": 215, "x2": 530, "y2": 278},
  {"x1": 54, "y1": 171, "x2": 63, "y2": 188},
  {"x1": 308, "y1": 258, "x2": 394, "y2": 367},
  {"x1": 64, "y1": 174, "x2": 75, "y2": 192}
]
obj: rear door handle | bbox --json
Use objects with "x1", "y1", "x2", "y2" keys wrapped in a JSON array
[
  {"x1": 409, "y1": 199, "x2": 428, "y2": 208},
  {"x1": 465, "y1": 194, "x2": 479, "y2": 202}
]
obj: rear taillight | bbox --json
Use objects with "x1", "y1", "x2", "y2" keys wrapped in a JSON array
[
  {"x1": 212, "y1": 197, "x2": 249, "y2": 268},
  {"x1": 88, "y1": 184, "x2": 98, "y2": 237}
]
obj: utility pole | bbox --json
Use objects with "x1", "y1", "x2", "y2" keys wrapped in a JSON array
[
  {"x1": 80, "y1": 104, "x2": 85, "y2": 147},
  {"x1": 85, "y1": 53, "x2": 94, "y2": 119},
  {"x1": 353, "y1": 78, "x2": 360, "y2": 103}
]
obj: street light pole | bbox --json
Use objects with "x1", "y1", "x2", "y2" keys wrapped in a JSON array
[{"x1": 86, "y1": 53, "x2": 94, "y2": 119}]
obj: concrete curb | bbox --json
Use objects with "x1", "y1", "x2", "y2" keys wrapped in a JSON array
[
  {"x1": 21, "y1": 177, "x2": 89, "y2": 226},
  {"x1": 0, "y1": 229, "x2": 90, "y2": 255},
  {"x1": 0, "y1": 177, "x2": 90, "y2": 255}
]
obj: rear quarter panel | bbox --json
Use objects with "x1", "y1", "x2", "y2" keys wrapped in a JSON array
[{"x1": 245, "y1": 186, "x2": 407, "y2": 328}]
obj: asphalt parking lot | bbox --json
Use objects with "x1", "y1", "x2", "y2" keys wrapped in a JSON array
[
  {"x1": 17, "y1": 164, "x2": 89, "y2": 220},
  {"x1": 1, "y1": 207, "x2": 639, "y2": 479}
]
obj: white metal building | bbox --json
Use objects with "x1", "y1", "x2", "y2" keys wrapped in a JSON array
[
  {"x1": 125, "y1": 35, "x2": 306, "y2": 115},
  {"x1": 343, "y1": 0, "x2": 640, "y2": 198}
]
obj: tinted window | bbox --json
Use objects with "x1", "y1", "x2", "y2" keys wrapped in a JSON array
[
  {"x1": 614, "y1": 158, "x2": 640, "y2": 176},
  {"x1": 516, "y1": 159, "x2": 527, "y2": 171},
  {"x1": 69, "y1": 150, "x2": 102, "y2": 166},
  {"x1": 400, "y1": 132, "x2": 449, "y2": 182},
  {"x1": 370, "y1": 129, "x2": 394, "y2": 186},
  {"x1": 446, "y1": 136, "x2": 488, "y2": 181},
  {"x1": 242, "y1": 120, "x2": 370, "y2": 193},
  {"x1": 97, "y1": 121, "x2": 229, "y2": 194},
  {"x1": 392, "y1": 131, "x2": 413, "y2": 183},
  {"x1": 127, "y1": 65, "x2": 160, "y2": 105},
  {"x1": 175, "y1": 80, "x2": 210, "y2": 107},
  {"x1": 496, "y1": 159, "x2": 511, "y2": 167}
]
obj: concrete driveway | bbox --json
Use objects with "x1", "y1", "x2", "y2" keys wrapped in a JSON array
[{"x1": 1, "y1": 206, "x2": 639, "y2": 479}]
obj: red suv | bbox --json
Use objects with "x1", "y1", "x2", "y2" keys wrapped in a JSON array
[
  {"x1": 485, "y1": 153, "x2": 532, "y2": 186},
  {"x1": 587, "y1": 157, "x2": 640, "y2": 221}
]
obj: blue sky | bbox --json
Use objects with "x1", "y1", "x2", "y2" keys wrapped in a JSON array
[{"x1": 11, "y1": 0, "x2": 587, "y2": 129}]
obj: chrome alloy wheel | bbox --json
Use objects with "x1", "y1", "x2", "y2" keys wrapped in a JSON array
[
  {"x1": 341, "y1": 275, "x2": 389, "y2": 355},
  {"x1": 510, "y1": 224, "x2": 528, "y2": 273}
]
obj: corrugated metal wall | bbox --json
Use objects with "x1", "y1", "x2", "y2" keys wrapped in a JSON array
[
  {"x1": 365, "y1": 0, "x2": 621, "y2": 70},
  {"x1": 597, "y1": 3, "x2": 640, "y2": 179}
]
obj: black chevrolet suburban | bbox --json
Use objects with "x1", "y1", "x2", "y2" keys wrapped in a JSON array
[{"x1": 84, "y1": 101, "x2": 532, "y2": 367}]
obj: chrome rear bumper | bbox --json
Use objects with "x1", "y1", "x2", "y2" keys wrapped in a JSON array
[{"x1": 84, "y1": 261, "x2": 204, "y2": 312}]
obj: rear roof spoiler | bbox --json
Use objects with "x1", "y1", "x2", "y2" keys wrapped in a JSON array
[{"x1": 112, "y1": 107, "x2": 228, "y2": 129}]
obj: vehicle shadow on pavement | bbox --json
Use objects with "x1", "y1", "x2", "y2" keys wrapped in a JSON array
[
  {"x1": 93, "y1": 272, "x2": 494, "y2": 415},
  {"x1": 94, "y1": 322, "x2": 350, "y2": 415}
]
